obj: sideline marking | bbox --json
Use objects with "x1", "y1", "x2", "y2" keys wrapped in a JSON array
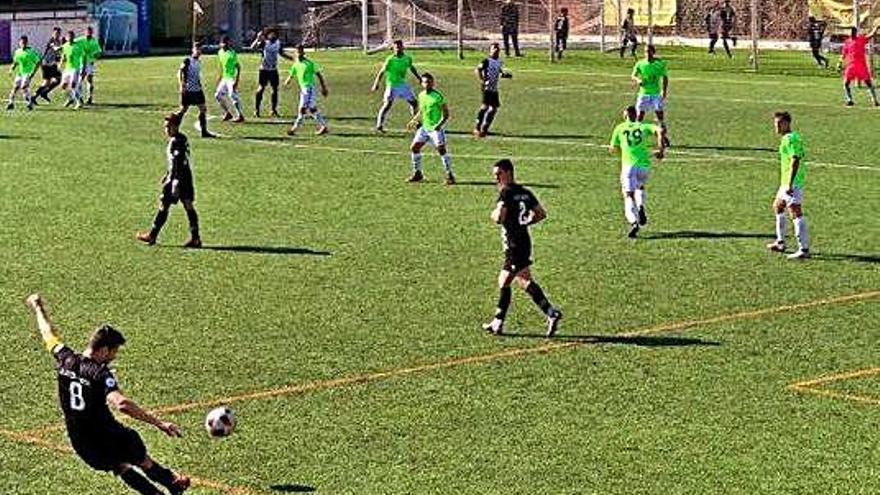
[{"x1": 788, "y1": 367, "x2": 880, "y2": 407}]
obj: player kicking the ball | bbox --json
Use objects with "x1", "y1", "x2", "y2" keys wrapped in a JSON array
[
  {"x1": 767, "y1": 111, "x2": 810, "y2": 260},
  {"x1": 610, "y1": 105, "x2": 665, "y2": 238},
  {"x1": 285, "y1": 45, "x2": 329, "y2": 136},
  {"x1": 25, "y1": 294, "x2": 190, "y2": 495},
  {"x1": 7, "y1": 36, "x2": 40, "y2": 111},
  {"x1": 407, "y1": 73, "x2": 455, "y2": 185},
  {"x1": 137, "y1": 113, "x2": 202, "y2": 248},
  {"x1": 483, "y1": 159, "x2": 562, "y2": 337},
  {"x1": 371, "y1": 40, "x2": 420, "y2": 133},
  {"x1": 632, "y1": 45, "x2": 670, "y2": 147}
]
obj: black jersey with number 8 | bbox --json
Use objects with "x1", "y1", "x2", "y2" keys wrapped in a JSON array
[{"x1": 54, "y1": 345, "x2": 121, "y2": 432}]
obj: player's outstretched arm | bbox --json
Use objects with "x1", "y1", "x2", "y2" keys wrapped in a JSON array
[
  {"x1": 439, "y1": 104, "x2": 450, "y2": 129},
  {"x1": 249, "y1": 33, "x2": 263, "y2": 50},
  {"x1": 370, "y1": 64, "x2": 385, "y2": 92},
  {"x1": 107, "y1": 391, "x2": 182, "y2": 438},
  {"x1": 318, "y1": 72, "x2": 328, "y2": 97},
  {"x1": 407, "y1": 110, "x2": 421, "y2": 130},
  {"x1": 662, "y1": 75, "x2": 669, "y2": 99},
  {"x1": 410, "y1": 65, "x2": 421, "y2": 81},
  {"x1": 25, "y1": 294, "x2": 62, "y2": 352}
]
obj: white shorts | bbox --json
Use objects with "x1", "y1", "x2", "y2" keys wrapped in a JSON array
[
  {"x1": 621, "y1": 165, "x2": 650, "y2": 192},
  {"x1": 384, "y1": 84, "x2": 415, "y2": 102},
  {"x1": 82, "y1": 64, "x2": 96, "y2": 76},
  {"x1": 214, "y1": 79, "x2": 238, "y2": 99},
  {"x1": 775, "y1": 186, "x2": 804, "y2": 206},
  {"x1": 61, "y1": 69, "x2": 80, "y2": 86},
  {"x1": 299, "y1": 86, "x2": 318, "y2": 109},
  {"x1": 412, "y1": 128, "x2": 447, "y2": 148},
  {"x1": 13, "y1": 75, "x2": 31, "y2": 90},
  {"x1": 636, "y1": 94, "x2": 665, "y2": 113}
]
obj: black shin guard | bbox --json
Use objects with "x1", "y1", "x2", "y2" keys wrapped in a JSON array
[
  {"x1": 198, "y1": 112, "x2": 209, "y2": 135},
  {"x1": 524, "y1": 282, "x2": 552, "y2": 315},
  {"x1": 483, "y1": 108, "x2": 497, "y2": 132},
  {"x1": 185, "y1": 207, "x2": 199, "y2": 238},
  {"x1": 150, "y1": 208, "x2": 170, "y2": 238},
  {"x1": 475, "y1": 107, "x2": 487, "y2": 130},
  {"x1": 119, "y1": 469, "x2": 161, "y2": 495},
  {"x1": 255, "y1": 89, "x2": 263, "y2": 114},
  {"x1": 495, "y1": 286, "x2": 512, "y2": 320},
  {"x1": 144, "y1": 463, "x2": 176, "y2": 491},
  {"x1": 271, "y1": 90, "x2": 279, "y2": 113}
]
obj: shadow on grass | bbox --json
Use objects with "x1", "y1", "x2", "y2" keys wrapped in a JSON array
[
  {"x1": 814, "y1": 252, "x2": 880, "y2": 264},
  {"x1": 270, "y1": 484, "x2": 316, "y2": 493},
  {"x1": 500, "y1": 334, "x2": 721, "y2": 346},
  {"x1": 92, "y1": 102, "x2": 167, "y2": 110},
  {"x1": 333, "y1": 115, "x2": 373, "y2": 121},
  {"x1": 194, "y1": 245, "x2": 331, "y2": 256},
  {"x1": 454, "y1": 180, "x2": 560, "y2": 189},
  {"x1": 643, "y1": 230, "x2": 767, "y2": 240},
  {"x1": 243, "y1": 136, "x2": 291, "y2": 142},
  {"x1": 674, "y1": 144, "x2": 775, "y2": 153},
  {"x1": 446, "y1": 130, "x2": 596, "y2": 141}
]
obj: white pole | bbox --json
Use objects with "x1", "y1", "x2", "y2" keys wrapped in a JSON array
[
  {"x1": 853, "y1": 0, "x2": 860, "y2": 30},
  {"x1": 750, "y1": 0, "x2": 759, "y2": 70},
  {"x1": 411, "y1": 1, "x2": 416, "y2": 42},
  {"x1": 362, "y1": 0, "x2": 368, "y2": 52},
  {"x1": 386, "y1": 0, "x2": 393, "y2": 44},
  {"x1": 457, "y1": 0, "x2": 463, "y2": 59},
  {"x1": 548, "y1": 0, "x2": 556, "y2": 61},
  {"x1": 647, "y1": 0, "x2": 653, "y2": 45},
  {"x1": 600, "y1": 0, "x2": 605, "y2": 52}
]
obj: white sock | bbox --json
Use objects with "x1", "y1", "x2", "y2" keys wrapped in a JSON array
[
  {"x1": 775, "y1": 213, "x2": 787, "y2": 243},
  {"x1": 216, "y1": 96, "x2": 230, "y2": 115},
  {"x1": 230, "y1": 92, "x2": 243, "y2": 116},
  {"x1": 634, "y1": 189, "x2": 646, "y2": 209},
  {"x1": 440, "y1": 153, "x2": 452, "y2": 173},
  {"x1": 793, "y1": 216, "x2": 809, "y2": 251},
  {"x1": 624, "y1": 196, "x2": 638, "y2": 224},
  {"x1": 313, "y1": 111, "x2": 327, "y2": 126},
  {"x1": 411, "y1": 153, "x2": 422, "y2": 172},
  {"x1": 293, "y1": 113, "x2": 305, "y2": 127},
  {"x1": 23, "y1": 88, "x2": 31, "y2": 102}
]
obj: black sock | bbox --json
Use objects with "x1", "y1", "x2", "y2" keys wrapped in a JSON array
[
  {"x1": 255, "y1": 90, "x2": 263, "y2": 114},
  {"x1": 47, "y1": 80, "x2": 60, "y2": 94},
  {"x1": 271, "y1": 90, "x2": 279, "y2": 113},
  {"x1": 495, "y1": 286, "x2": 512, "y2": 320},
  {"x1": 119, "y1": 469, "x2": 161, "y2": 495},
  {"x1": 484, "y1": 109, "x2": 497, "y2": 132},
  {"x1": 185, "y1": 207, "x2": 199, "y2": 238},
  {"x1": 150, "y1": 207, "x2": 169, "y2": 238},
  {"x1": 144, "y1": 463, "x2": 176, "y2": 491},
  {"x1": 475, "y1": 107, "x2": 487, "y2": 130},
  {"x1": 723, "y1": 40, "x2": 731, "y2": 57},
  {"x1": 198, "y1": 112, "x2": 209, "y2": 135},
  {"x1": 524, "y1": 282, "x2": 552, "y2": 316}
]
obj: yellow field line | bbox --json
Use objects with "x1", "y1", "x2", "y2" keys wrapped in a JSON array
[
  {"x1": 789, "y1": 367, "x2": 880, "y2": 389},
  {"x1": 788, "y1": 384, "x2": 880, "y2": 406},
  {"x1": 149, "y1": 289, "x2": 879, "y2": 416}
]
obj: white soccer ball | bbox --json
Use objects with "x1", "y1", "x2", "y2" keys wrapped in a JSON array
[{"x1": 204, "y1": 407, "x2": 236, "y2": 438}]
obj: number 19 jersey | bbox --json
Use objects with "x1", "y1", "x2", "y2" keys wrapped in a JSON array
[
  {"x1": 498, "y1": 183, "x2": 540, "y2": 254},
  {"x1": 53, "y1": 344, "x2": 121, "y2": 433},
  {"x1": 611, "y1": 121, "x2": 658, "y2": 170}
]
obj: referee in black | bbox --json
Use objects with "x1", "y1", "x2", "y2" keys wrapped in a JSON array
[
  {"x1": 807, "y1": 16, "x2": 829, "y2": 68},
  {"x1": 26, "y1": 294, "x2": 191, "y2": 495}
]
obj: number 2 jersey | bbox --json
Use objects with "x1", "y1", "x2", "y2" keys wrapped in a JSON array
[
  {"x1": 498, "y1": 183, "x2": 540, "y2": 255},
  {"x1": 53, "y1": 344, "x2": 122, "y2": 433}
]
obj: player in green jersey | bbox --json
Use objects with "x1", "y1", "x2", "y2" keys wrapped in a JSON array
[
  {"x1": 632, "y1": 45, "x2": 670, "y2": 147},
  {"x1": 371, "y1": 40, "x2": 420, "y2": 133},
  {"x1": 215, "y1": 36, "x2": 244, "y2": 123},
  {"x1": 284, "y1": 45, "x2": 329, "y2": 136},
  {"x1": 76, "y1": 26, "x2": 102, "y2": 105},
  {"x1": 609, "y1": 105, "x2": 666, "y2": 238},
  {"x1": 407, "y1": 73, "x2": 455, "y2": 185},
  {"x1": 767, "y1": 112, "x2": 810, "y2": 260},
  {"x1": 60, "y1": 30, "x2": 85, "y2": 109},
  {"x1": 7, "y1": 36, "x2": 41, "y2": 111}
]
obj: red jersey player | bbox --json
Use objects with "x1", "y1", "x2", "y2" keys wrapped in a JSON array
[{"x1": 841, "y1": 26, "x2": 879, "y2": 106}]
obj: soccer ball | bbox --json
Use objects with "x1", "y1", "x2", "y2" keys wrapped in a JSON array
[{"x1": 204, "y1": 407, "x2": 236, "y2": 438}]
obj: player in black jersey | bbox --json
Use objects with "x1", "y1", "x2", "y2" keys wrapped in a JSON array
[
  {"x1": 483, "y1": 159, "x2": 562, "y2": 337},
  {"x1": 25, "y1": 294, "x2": 190, "y2": 495},
  {"x1": 137, "y1": 113, "x2": 202, "y2": 248},
  {"x1": 807, "y1": 16, "x2": 829, "y2": 68}
]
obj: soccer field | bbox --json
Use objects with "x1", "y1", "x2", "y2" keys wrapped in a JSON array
[{"x1": 1, "y1": 47, "x2": 878, "y2": 494}]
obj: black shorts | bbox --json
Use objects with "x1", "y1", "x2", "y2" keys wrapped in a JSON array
[
  {"x1": 259, "y1": 70, "x2": 280, "y2": 89},
  {"x1": 503, "y1": 247, "x2": 532, "y2": 274},
  {"x1": 41, "y1": 64, "x2": 61, "y2": 81},
  {"x1": 69, "y1": 425, "x2": 147, "y2": 472},
  {"x1": 181, "y1": 91, "x2": 206, "y2": 107},
  {"x1": 482, "y1": 90, "x2": 501, "y2": 107},
  {"x1": 161, "y1": 180, "x2": 195, "y2": 204}
]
